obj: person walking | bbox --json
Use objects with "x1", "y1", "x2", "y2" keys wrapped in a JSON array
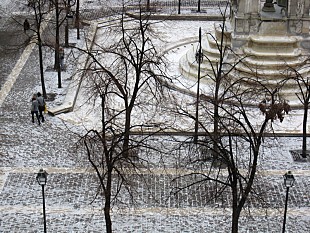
[
  {"x1": 36, "y1": 92, "x2": 45, "y2": 122},
  {"x1": 31, "y1": 95, "x2": 40, "y2": 125},
  {"x1": 59, "y1": 47, "x2": 65, "y2": 70},
  {"x1": 23, "y1": 19, "x2": 30, "y2": 32}
]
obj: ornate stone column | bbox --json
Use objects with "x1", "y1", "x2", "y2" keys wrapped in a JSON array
[
  {"x1": 231, "y1": 0, "x2": 261, "y2": 47},
  {"x1": 236, "y1": 0, "x2": 259, "y2": 16}
]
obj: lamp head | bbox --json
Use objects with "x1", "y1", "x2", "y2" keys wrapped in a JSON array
[
  {"x1": 36, "y1": 169, "x2": 48, "y2": 186},
  {"x1": 284, "y1": 171, "x2": 295, "y2": 188}
]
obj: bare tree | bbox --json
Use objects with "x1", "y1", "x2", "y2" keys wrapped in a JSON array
[
  {"x1": 170, "y1": 5, "x2": 291, "y2": 233},
  {"x1": 192, "y1": 4, "x2": 245, "y2": 159},
  {"x1": 81, "y1": 121, "x2": 141, "y2": 233},
  {"x1": 27, "y1": 0, "x2": 52, "y2": 98},
  {"x1": 35, "y1": 0, "x2": 75, "y2": 90},
  {"x1": 288, "y1": 67, "x2": 310, "y2": 158},
  {"x1": 172, "y1": 80, "x2": 290, "y2": 233},
  {"x1": 54, "y1": 0, "x2": 62, "y2": 87},
  {"x1": 23, "y1": 0, "x2": 75, "y2": 91},
  {"x1": 76, "y1": 4, "x2": 169, "y2": 232},
  {"x1": 49, "y1": 0, "x2": 76, "y2": 88},
  {"x1": 82, "y1": 9, "x2": 168, "y2": 157}
]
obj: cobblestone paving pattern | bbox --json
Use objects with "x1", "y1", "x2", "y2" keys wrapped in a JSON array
[
  {"x1": 0, "y1": 173, "x2": 100, "y2": 207},
  {"x1": 0, "y1": 173, "x2": 309, "y2": 219},
  {"x1": 1, "y1": 213, "x2": 309, "y2": 232},
  {"x1": 0, "y1": 45, "x2": 87, "y2": 168},
  {"x1": 0, "y1": 1, "x2": 310, "y2": 232}
]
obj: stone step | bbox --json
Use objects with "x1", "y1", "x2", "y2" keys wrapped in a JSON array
[
  {"x1": 243, "y1": 47, "x2": 301, "y2": 57},
  {"x1": 235, "y1": 62, "x2": 310, "y2": 78},
  {"x1": 243, "y1": 56, "x2": 306, "y2": 69},
  {"x1": 206, "y1": 33, "x2": 231, "y2": 48},
  {"x1": 245, "y1": 36, "x2": 300, "y2": 56},
  {"x1": 249, "y1": 35, "x2": 299, "y2": 45}
]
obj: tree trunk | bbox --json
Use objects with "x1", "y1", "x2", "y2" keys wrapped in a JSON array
[
  {"x1": 38, "y1": 31, "x2": 47, "y2": 99},
  {"x1": 65, "y1": 6, "x2": 69, "y2": 47},
  {"x1": 194, "y1": 27, "x2": 202, "y2": 143},
  {"x1": 101, "y1": 95, "x2": 105, "y2": 132},
  {"x1": 123, "y1": 109, "x2": 131, "y2": 158},
  {"x1": 54, "y1": 0, "x2": 59, "y2": 70},
  {"x1": 104, "y1": 172, "x2": 112, "y2": 233},
  {"x1": 213, "y1": 76, "x2": 220, "y2": 163},
  {"x1": 231, "y1": 177, "x2": 240, "y2": 233},
  {"x1": 55, "y1": 0, "x2": 62, "y2": 88},
  {"x1": 34, "y1": 3, "x2": 47, "y2": 99},
  {"x1": 302, "y1": 102, "x2": 308, "y2": 158},
  {"x1": 146, "y1": 0, "x2": 150, "y2": 11},
  {"x1": 75, "y1": 0, "x2": 80, "y2": 39},
  {"x1": 231, "y1": 208, "x2": 240, "y2": 233},
  {"x1": 104, "y1": 207, "x2": 112, "y2": 233}
]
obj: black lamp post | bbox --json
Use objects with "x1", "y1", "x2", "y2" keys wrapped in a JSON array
[
  {"x1": 282, "y1": 171, "x2": 295, "y2": 233},
  {"x1": 194, "y1": 27, "x2": 203, "y2": 143},
  {"x1": 65, "y1": 13, "x2": 74, "y2": 47},
  {"x1": 36, "y1": 169, "x2": 48, "y2": 233},
  {"x1": 65, "y1": 0, "x2": 74, "y2": 47},
  {"x1": 75, "y1": 0, "x2": 80, "y2": 39}
]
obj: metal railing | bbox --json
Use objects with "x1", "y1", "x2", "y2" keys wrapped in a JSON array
[{"x1": 81, "y1": 0, "x2": 229, "y2": 20}]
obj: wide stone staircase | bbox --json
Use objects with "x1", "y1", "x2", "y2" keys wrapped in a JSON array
[
  {"x1": 179, "y1": 22, "x2": 310, "y2": 105},
  {"x1": 236, "y1": 35, "x2": 308, "y2": 102},
  {"x1": 179, "y1": 22, "x2": 232, "y2": 83}
]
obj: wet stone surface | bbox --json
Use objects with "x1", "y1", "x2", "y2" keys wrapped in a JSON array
[
  {"x1": 0, "y1": 212, "x2": 309, "y2": 232},
  {"x1": 0, "y1": 1, "x2": 309, "y2": 232}
]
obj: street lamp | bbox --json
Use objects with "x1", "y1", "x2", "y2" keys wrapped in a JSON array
[
  {"x1": 194, "y1": 27, "x2": 203, "y2": 143},
  {"x1": 36, "y1": 168, "x2": 48, "y2": 233},
  {"x1": 282, "y1": 171, "x2": 295, "y2": 233},
  {"x1": 65, "y1": 0, "x2": 74, "y2": 47}
]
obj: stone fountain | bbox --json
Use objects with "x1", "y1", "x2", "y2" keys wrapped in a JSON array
[{"x1": 179, "y1": 0, "x2": 310, "y2": 106}]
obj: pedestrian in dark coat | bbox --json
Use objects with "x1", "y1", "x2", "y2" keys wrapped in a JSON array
[
  {"x1": 37, "y1": 92, "x2": 45, "y2": 122},
  {"x1": 23, "y1": 19, "x2": 30, "y2": 32},
  {"x1": 31, "y1": 95, "x2": 41, "y2": 125},
  {"x1": 59, "y1": 46, "x2": 65, "y2": 69}
]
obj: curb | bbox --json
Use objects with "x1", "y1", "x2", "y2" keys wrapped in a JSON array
[
  {"x1": 0, "y1": 12, "x2": 53, "y2": 107},
  {"x1": 126, "y1": 12, "x2": 224, "y2": 21},
  {"x1": 47, "y1": 13, "x2": 223, "y2": 115},
  {"x1": 48, "y1": 21, "x2": 98, "y2": 116}
]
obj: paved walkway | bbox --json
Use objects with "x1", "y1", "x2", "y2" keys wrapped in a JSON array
[{"x1": 0, "y1": 4, "x2": 310, "y2": 233}]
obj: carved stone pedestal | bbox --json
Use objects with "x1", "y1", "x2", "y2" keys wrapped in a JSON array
[{"x1": 262, "y1": 0, "x2": 275, "y2": 12}]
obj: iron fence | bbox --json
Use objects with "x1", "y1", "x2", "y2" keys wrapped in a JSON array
[{"x1": 82, "y1": 0, "x2": 230, "y2": 20}]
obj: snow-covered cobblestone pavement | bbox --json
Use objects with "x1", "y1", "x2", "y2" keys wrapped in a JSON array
[
  {"x1": 0, "y1": 2, "x2": 310, "y2": 233},
  {"x1": 1, "y1": 212, "x2": 310, "y2": 233}
]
